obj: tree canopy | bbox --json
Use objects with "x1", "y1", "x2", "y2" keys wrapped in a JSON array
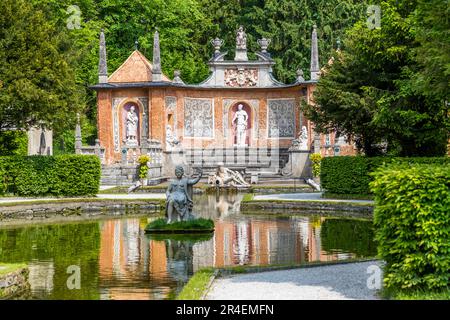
[
  {"x1": 0, "y1": 0, "x2": 83, "y2": 133},
  {"x1": 305, "y1": 0, "x2": 449, "y2": 156}
]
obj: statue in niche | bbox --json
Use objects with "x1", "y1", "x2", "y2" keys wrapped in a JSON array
[
  {"x1": 236, "y1": 26, "x2": 247, "y2": 50},
  {"x1": 208, "y1": 162, "x2": 250, "y2": 187},
  {"x1": 166, "y1": 166, "x2": 202, "y2": 223},
  {"x1": 126, "y1": 106, "x2": 139, "y2": 145},
  {"x1": 232, "y1": 104, "x2": 248, "y2": 146},
  {"x1": 166, "y1": 125, "x2": 180, "y2": 150}
]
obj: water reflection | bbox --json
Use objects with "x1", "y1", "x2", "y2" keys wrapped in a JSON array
[{"x1": 0, "y1": 193, "x2": 376, "y2": 300}]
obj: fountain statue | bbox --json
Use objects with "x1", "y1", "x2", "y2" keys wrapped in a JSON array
[
  {"x1": 166, "y1": 165, "x2": 202, "y2": 223},
  {"x1": 208, "y1": 162, "x2": 250, "y2": 188}
]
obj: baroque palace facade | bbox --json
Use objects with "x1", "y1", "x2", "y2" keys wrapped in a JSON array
[{"x1": 87, "y1": 26, "x2": 355, "y2": 183}]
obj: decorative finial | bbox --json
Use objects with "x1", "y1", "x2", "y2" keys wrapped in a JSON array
[
  {"x1": 310, "y1": 24, "x2": 320, "y2": 81},
  {"x1": 173, "y1": 70, "x2": 184, "y2": 84},
  {"x1": 210, "y1": 37, "x2": 224, "y2": 56},
  {"x1": 152, "y1": 29, "x2": 162, "y2": 81},
  {"x1": 296, "y1": 69, "x2": 305, "y2": 82},
  {"x1": 257, "y1": 38, "x2": 271, "y2": 53},
  {"x1": 98, "y1": 30, "x2": 108, "y2": 83},
  {"x1": 135, "y1": 40, "x2": 139, "y2": 50}
]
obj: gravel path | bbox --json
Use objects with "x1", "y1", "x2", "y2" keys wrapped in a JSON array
[
  {"x1": 206, "y1": 261, "x2": 382, "y2": 300},
  {"x1": 253, "y1": 193, "x2": 373, "y2": 203}
]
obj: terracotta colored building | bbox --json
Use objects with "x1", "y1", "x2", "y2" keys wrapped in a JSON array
[{"x1": 89, "y1": 26, "x2": 355, "y2": 182}]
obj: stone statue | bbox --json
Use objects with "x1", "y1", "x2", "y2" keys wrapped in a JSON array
[
  {"x1": 126, "y1": 106, "x2": 139, "y2": 145},
  {"x1": 236, "y1": 26, "x2": 247, "y2": 50},
  {"x1": 298, "y1": 126, "x2": 308, "y2": 150},
  {"x1": 166, "y1": 165, "x2": 202, "y2": 223},
  {"x1": 166, "y1": 125, "x2": 180, "y2": 150},
  {"x1": 208, "y1": 162, "x2": 250, "y2": 187},
  {"x1": 232, "y1": 104, "x2": 248, "y2": 146},
  {"x1": 290, "y1": 125, "x2": 308, "y2": 151}
]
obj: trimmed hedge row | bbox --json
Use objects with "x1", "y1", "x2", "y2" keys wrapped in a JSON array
[
  {"x1": 0, "y1": 155, "x2": 101, "y2": 196},
  {"x1": 320, "y1": 156, "x2": 450, "y2": 195},
  {"x1": 370, "y1": 164, "x2": 450, "y2": 290}
]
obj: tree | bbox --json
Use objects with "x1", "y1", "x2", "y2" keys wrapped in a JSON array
[
  {"x1": 305, "y1": 0, "x2": 449, "y2": 156},
  {"x1": 0, "y1": 0, "x2": 83, "y2": 137}
]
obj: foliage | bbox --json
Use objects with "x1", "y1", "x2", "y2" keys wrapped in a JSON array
[
  {"x1": 148, "y1": 233, "x2": 213, "y2": 243},
  {"x1": 0, "y1": 155, "x2": 100, "y2": 196},
  {"x1": 145, "y1": 218, "x2": 215, "y2": 231},
  {"x1": 138, "y1": 154, "x2": 151, "y2": 179},
  {"x1": 310, "y1": 153, "x2": 322, "y2": 177},
  {"x1": 177, "y1": 268, "x2": 215, "y2": 300},
  {"x1": 320, "y1": 218, "x2": 377, "y2": 257},
  {"x1": 371, "y1": 164, "x2": 450, "y2": 291},
  {"x1": 320, "y1": 156, "x2": 450, "y2": 195},
  {"x1": 0, "y1": 131, "x2": 28, "y2": 156},
  {"x1": 0, "y1": 0, "x2": 83, "y2": 134},
  {"x1": 383, "y1": 287, "x2": 450, "y2": 300},
  {"x1": 305, "y1": 0, "x2": 449, "y2": 157}
]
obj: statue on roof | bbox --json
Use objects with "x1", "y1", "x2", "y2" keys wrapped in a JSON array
[{"x1": 236, "y1": 26, "x2": 247, "y2": 50}]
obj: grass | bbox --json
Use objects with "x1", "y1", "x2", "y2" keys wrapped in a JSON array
[
  {"x1": 145, "y1": 218, "x2": 214, "y2": 232},
  {"x1": 382, "y1": 287, "x2": 450, "y2": 300},
  {"x1": 0, "y1": 263, "x2": 27, "y2": 276},
  {"x1": 177, "y1": 268, "x2": 216, "y2": 300},
  {"x1": 241, "y1": 193, "x2": 254, "y2": 202}
]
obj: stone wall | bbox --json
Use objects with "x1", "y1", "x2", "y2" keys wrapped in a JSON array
[{"x1": 0, "y1": 266, "x2": 31, "y2": 299}]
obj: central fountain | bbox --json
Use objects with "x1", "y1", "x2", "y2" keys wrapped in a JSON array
[{"x1": 145, "y1": 165, "x2": 214, "y2": 234}]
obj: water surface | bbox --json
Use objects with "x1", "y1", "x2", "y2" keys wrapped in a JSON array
[{"x1": 0, "y1": 193, "x2": 376, "y2": 299}]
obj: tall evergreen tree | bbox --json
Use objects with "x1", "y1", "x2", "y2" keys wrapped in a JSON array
[
  {"x1": 0, "y1": 0, "x2": 83, "y2": 135},
  {"x1": 305, "y1": 0, "x2": 449, "y2": 156}
]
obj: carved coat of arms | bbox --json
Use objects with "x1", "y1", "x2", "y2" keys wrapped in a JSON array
[{"x1": 225, "y1": 68, "x2": 258, "y2": 87}]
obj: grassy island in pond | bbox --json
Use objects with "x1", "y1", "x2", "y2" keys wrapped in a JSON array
[{"x1": 145, "y1": 218, "x2": 215, "y2": 234}]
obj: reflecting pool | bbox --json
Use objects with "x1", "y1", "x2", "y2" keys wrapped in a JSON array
[{"x1": 0, "y1": 193, "x2": 376, "y2": 299}]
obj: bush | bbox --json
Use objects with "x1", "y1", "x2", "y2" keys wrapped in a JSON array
[
  {"x1": 0, "y1": 155, "x2": 100, "y2": 196},
  {"x1": 310, "y1": 153, "x2": 322, "y2": 177},
  {"x1": 321, "y1": 156, "x2": 449, "y2": 195},
  {"x1": 138, "y1": 154, "x2": 151, "y2": 180},
  {"x1": 371, "y1": 163, "x2": 450, "y2": 291}
]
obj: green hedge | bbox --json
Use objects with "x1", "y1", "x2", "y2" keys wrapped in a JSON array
[
  {"x1": 0, "y1": 155, "x2": 100, "y2": 196},
  {"x1": 320, "y1": 156, "x2": 450, "y2": 195},
  {"x1": 370, "y1": 164, "x2": 450, "y2": 291}
]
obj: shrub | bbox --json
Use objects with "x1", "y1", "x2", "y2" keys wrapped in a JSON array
[
  {"x1": 138, "y1": 154, "x2": 151, "y2": 180},
  {"x1": 321, "y1": 156, "x2": 449, "y2": 195},
  {"x1": 371, "y1": 163, "x2": 450, "y2": 291},
  {"x1": 0, "y1": 155, "x2": 100, "y2": 196},
  {"x1": 310, "y1": 153, "x2": 322, "y2": 177}
]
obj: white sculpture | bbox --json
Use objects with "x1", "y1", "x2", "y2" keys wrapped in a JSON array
[
  {"x1": 126, "y1": 106, "x2": 139, "y2": 145},
  {"x1": 166, "y1": 125, "x2": 180, "y2": 150},
  {"x1": 208, "y1": 162, "x2": 250, "y2": 187},
  {"x1": 232, "y1": 104, "x2": 248, "y2": 146},
  {"x1": 236, "y1": 26, "x2": 247, "y2": 50},
  {"x1": 298, "y1": 126, "x2": 308, "y2": 150}
]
